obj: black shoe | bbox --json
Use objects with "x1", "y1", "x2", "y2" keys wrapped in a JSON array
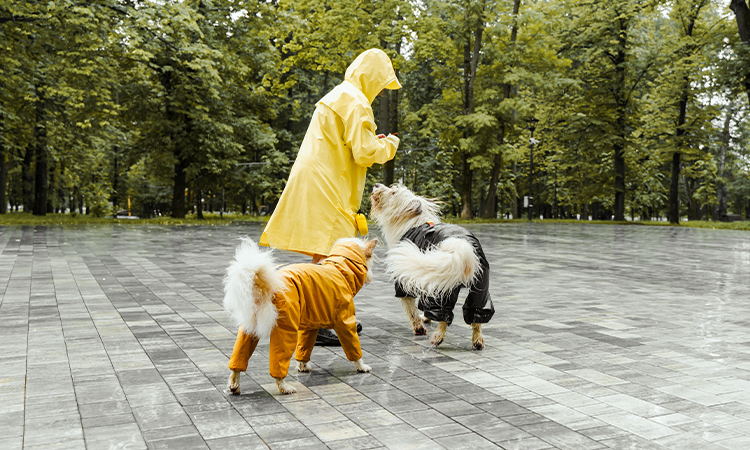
[
  {"x1": 314, "y1": 323, "x2": 363, "y2": 347},
  {"x1": 315, "y1": 329, "x2": 341, "y2": 346}
]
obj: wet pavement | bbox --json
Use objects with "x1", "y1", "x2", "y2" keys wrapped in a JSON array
[{"x1": 0, "y1": 222, "x2": 749, "y2": 450}]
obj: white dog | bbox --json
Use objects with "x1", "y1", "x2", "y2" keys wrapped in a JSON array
[{"x1": 370, "y1": 183, "x2": 494, "y2": 350}]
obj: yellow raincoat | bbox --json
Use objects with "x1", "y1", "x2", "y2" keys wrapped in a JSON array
[
  {"x1": 228, "y1": 240, "x2": 370, "y2": 379},
  {"x1": 259, "y1": 49, "x2": 401, "y2": 256}
]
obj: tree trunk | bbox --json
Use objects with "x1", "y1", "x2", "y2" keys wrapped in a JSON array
[
  {"x1": 681, "y1": 172, "x2": 694, "y2": 220},
  {"x1": 669, "y1": 152, "x2": 681, "y2": 223},
  {"x1": 0, "y1": 143, "x2": 6, "y2": 214},
  {"x1": 714, "y1": 101, "x2": 734, "y2": 220},
  {"x1": 383, "y1": 41, "x2": 400, "y2": 186},
  {"x1": 730, "y1": 0, "x2": 750, "y2": 106},
  {"x1": 196, "y1": 190, "x2": 204, "y2": 219},
  {"x1": 33, "y1": 98, "x2": 48, "y2": 216},
  {"x1": 511, "y1": 161, "x2": 518, "y2": 219},
  {"x1": 612, "y1": 18, "x2": 627, "y2": 222},
  {"x1": 613, "y1": 140, "x2": 625, "y2": 221},
  {"x1": 112, "y1": 148, "x2": 119, "y2": 211},
  {"x1": 46, "y1": 162, "x2": 55, "y2": 214},
  {"x1": 482, "y1": 0, "x2": 519, "y2": 219},
  {"x1": 482, "y1": 133, "x2": 503, "y2": 219},
  {"x1": 22, "y1": 145, "x2": 34, "y2": 213},
  {"x1": 378, "y1": 85, "x2": 392, "y2": 185},
  {"x1": 172, "y1": 159, "x2": 187, "y2": 218},
  {"x1": 460, "y1": 154, "x2": 473, "y2": 219},
  {"x1": 459, "y1": 3, "x2": 485, "y2": 219},
  {"x1": 669, "y1": 4, "x2": 704, "y2": 224}
]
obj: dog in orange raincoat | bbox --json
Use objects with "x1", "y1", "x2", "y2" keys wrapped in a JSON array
[{"x1": 223, "y1": 237, "x2": 377, "y2": 394}]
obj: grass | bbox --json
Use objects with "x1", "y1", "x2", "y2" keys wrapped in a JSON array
[
  {"x1": 0, "y1": 212, "x2": 270, "y2": 226},
  {"x1": 444, "y1": 217, "x2": 750, "y2": 231},
  {"x1": 1, "y1": 212, "x2": 747, "y2": 231}
]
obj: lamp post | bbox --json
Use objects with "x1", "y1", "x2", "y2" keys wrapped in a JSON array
[{"x1": 527, "y1": 118, "x2": 539, "y2": 222}]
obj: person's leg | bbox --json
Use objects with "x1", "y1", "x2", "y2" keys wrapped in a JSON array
[
  {"x1": 228, "y1": 327, "x2": 260, "y2": 394},
  {"x1": 295, "y1": 329, "x2": 318, "y2": 372}
]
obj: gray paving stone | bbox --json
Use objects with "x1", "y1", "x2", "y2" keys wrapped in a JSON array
[{"x1": 2, "y1": 223, "x2": 750, "y2": 449}]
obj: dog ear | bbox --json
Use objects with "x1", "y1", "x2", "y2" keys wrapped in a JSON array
[
  {"x1": 364, "y1": 238, "x2": 378, "y2": 257},
  {"x1": 408, "y1": 199, "x2": 423, "y2": 217}
]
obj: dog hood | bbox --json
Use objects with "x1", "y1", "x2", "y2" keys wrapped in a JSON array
[{"x1": 325, "y1": 241, "x2": 368, "y2": 293}]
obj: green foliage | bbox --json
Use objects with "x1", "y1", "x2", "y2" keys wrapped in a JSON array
[{"x1": 1, "y1": 0, "x2": 748, "y2": 223}]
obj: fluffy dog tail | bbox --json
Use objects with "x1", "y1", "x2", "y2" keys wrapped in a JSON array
[
  {"x1": 223, "y1": 238, "x2": 285, "y2": 339},
  {"x1": 386, "y1": 237, "x2": 480, "y2": 298}
]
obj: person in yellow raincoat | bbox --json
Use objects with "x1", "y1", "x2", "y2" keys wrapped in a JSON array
[
  {"x1": 228, "y1": 49, "x2": 401, "y2": 389},
  {"x1": 259, "y1": 48, "x2": 401, "y2": 260}
]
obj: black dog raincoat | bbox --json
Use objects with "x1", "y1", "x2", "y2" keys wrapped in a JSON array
[{"x1": 394, "y1": 223, "x2": 494, "y2": 325}]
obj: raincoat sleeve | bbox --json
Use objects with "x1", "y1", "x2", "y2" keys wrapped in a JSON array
[{"x1": 345, "y1": 105, "x2": 399, "y2": 167}]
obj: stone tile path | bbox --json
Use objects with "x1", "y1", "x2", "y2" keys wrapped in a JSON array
[{"x1": 1, "y1": 223, "x2": 749, "y2": 449}]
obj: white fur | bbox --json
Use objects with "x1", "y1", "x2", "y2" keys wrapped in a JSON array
[
  {"x1": 401, "y1": 296, "x2": 426, "y2": 335},
  {"x1": 386, "y1": 237, "x2": 479, "y2": 299},
  {"x1": 370, "y1": 184, "x2": 441, "y2": 248},
  {"x1": 275, "y1": 377, "x2": 296, "y2": 394},
  {"x1": 332, "y1": 237, "x2": 377, "y2": 284},
  {"x1": 223, "y1": 238, "x2": 286, "y2": 339},
  {"x1": 353, "y1": 358, "x2": 371, "y2": 373}
]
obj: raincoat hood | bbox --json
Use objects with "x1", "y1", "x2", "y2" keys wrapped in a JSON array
[
  {"x1": 326, "y1": 241, "x2": 369, "y2": 293},
  {"x1": 345, "y1": 49, "x2": 401, "y2": 104}
]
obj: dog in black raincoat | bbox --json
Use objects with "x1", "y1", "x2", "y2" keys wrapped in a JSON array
[{"x1": 370, "y1": 184, "x2": 494, "y2": 350}]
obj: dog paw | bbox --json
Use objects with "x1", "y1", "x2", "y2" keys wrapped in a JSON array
[
  {"x1": 353, "y1": 359, "x2": 372, "y2": 373},
  {"x1": 430, "y1": 334, "x2": 444, "y2": 347},
  {"x1": 228, "y1": 371, "x2": 241, "y2": 395},
  {"x1": 414, "y1": 324, "x2": 427, "y2": 335},
  {"x1": 296, "y1": 361, "x2": 311, "y2": 373},
  {"x1": 472, "y1": 336, "x2": 485, "y2": 351},
  {"x1": 276, "y1": 380, "x2": 297, "y2": 395}
]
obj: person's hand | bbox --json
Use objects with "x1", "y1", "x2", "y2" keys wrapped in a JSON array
[{"x1": 377, "y1": 134, "x2": 386, "y2": 139}]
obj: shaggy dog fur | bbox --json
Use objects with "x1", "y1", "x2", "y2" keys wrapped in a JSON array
[
  {"x1": 224, "y1": 237, "x2": 376, "y2": 394},
  {"x1": 370, "y1": 184, "x2": 492, "y2": 350}
]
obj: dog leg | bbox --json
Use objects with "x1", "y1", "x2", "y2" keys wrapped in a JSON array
[
  {"x1": 471, "y1": 323, "x2": 485, "y2": 350},
  {"x1": 401, "y1": 297, "x2": 427, "y2": 335},
  {"x1": 296, "y1": 361, "x2": 311, "y2": 373},
  {"x1": 431, "y1": 322, "x2": 448, "y2": 346},
  {"x1": 353, "y1": 358, "x2": 371, "y2": 373},
  {"x1": 275, "y1": 377, "x2": 297, "y2": 394},
  {"x1": 228, "y1": 370, "x2": 241, "y2": 395}
]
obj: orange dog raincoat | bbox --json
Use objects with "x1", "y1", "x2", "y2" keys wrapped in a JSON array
[{"x1": 228, "y1": 240, "x2": 369, "y2": 379}]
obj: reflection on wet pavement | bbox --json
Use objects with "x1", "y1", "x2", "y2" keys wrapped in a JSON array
[{"x1": 0, "y1": 223, "x2": 749, "y2": 449}]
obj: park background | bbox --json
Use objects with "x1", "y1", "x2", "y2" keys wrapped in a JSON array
[{"x1": 1, "y1": 0, "x2": 750, "y2": 225}]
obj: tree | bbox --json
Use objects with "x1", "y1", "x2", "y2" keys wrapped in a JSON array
[{"x1": 730, "y1": 0, "x2": 750, "y2": 106}]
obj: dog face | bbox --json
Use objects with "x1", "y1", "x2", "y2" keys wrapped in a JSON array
[
  {"x1": 370, "y1": 184, "x2": 424, "y2": 219},
  {"x1": 333, "y1": 237, "x2": 378, "y2": 284},
  {"x1": 370, "y1": 184, "x2": 441, "y2": 246}
]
